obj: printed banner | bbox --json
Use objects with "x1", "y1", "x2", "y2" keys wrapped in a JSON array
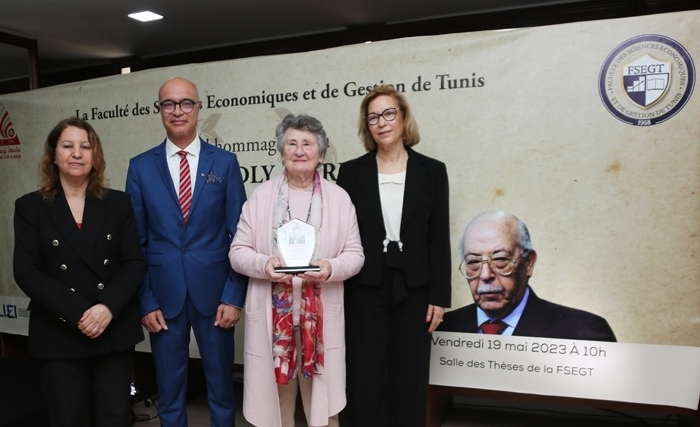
[{"x1": 431, "y1": 331, "x2": 700, "y2": 409}]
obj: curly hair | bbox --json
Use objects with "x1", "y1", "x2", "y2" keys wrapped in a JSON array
[
  {"x1": 39, "y1": 118, "x2": 108, "y2": 202},
  {"x1": 275, "y1": 113, "x2": 329, "y2": 157},
  {"x1": 358, "y1": 85, "x2": 420, "y2": 152}
]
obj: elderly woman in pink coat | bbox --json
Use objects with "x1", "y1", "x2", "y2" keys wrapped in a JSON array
[{"x1": 229, "y1": 113, "x2": 364, "y2": 427}]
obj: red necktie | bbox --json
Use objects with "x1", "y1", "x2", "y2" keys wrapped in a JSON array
[
  {"x1": 480, "y1": 319, "x2": 507, "y2": 335},
  {"x1": 177, "y1": 151, "x2": 192, "y2": 223}
]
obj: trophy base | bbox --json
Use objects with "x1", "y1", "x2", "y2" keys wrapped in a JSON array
[{"x1": 274, "y1": 265, "x2": 321, "y2": 274}]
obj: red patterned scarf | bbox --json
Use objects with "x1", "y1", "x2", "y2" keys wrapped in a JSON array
[{"x1": 271, "y1": 171, "x2": 324, "y2": 384}]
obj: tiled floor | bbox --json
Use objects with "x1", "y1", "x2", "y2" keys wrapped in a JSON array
[{"x1": 130, "y1": 381, "x2": 682, "y2": 426}]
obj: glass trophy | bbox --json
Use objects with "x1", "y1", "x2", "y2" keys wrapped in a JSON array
[{"x1": 274, "y1": 218, "x2": 321, "y2": 274}]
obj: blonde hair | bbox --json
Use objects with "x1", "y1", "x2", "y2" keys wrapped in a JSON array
[{"x1": 358, "y1": 85, "x2": 420, "y2": 152}]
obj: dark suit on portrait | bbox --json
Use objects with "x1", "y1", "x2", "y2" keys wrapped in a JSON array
[
  {"x1": 439, "y1": 286, "x2": 617, "y2": 342},
  {"x1": 126, "y1": 138, "x2": 247, "y2": 427},
  {"x1": 336, "y1": 147, "x2": 451, "y2": 426},
  {"x1": 13, "y1": 189, "x2": 146, "y2": 424}
]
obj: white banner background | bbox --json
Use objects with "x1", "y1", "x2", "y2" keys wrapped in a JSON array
[{"x1": 431, "y1": 332, "x2": 700, "y2": 409}]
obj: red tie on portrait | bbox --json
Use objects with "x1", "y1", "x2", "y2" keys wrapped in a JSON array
[
  {"x1": 177, "y1": 150, "x2": 192, "y2": 223},
  {"x1": 480, "y1": 319, "x2": 507, "y2": 335}
]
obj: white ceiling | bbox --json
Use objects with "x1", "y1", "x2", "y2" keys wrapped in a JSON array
[{"x1": 0, "y1": 0, "x2": 584, "y2": 82}]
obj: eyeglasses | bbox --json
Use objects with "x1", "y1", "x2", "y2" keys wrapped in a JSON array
[
  {"x1": 365, "y1": 108, "x2": 402, "y2": 125},
  {"x1": 458, "y1": 251, "x2": 529, "y2": 280},
  {"x1": 159, "y1": 99, "x2": 201, "y2": 114}
]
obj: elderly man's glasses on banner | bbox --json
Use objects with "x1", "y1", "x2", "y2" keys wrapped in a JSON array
[{"x1": 458, "y1": 251, "x2": 529, "y2": 280}]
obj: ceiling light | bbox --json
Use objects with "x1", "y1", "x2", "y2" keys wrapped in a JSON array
[{"x1": 128, "y1": 11, "x2": 163, "y2": 22}]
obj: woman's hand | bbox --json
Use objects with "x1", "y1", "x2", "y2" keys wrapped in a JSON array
[
  {"x1": 78, "y1": 303, "x2": 113, "y2": 339},
  {"x1": 301, "y1": 259, "x2": 332, "y2": 283},
  {"x1": 425, "y1": 304, "x2": 445, "y2": 334},
  {"x1": 264, "y1": 256, "x2": 293, "y2": 283}
]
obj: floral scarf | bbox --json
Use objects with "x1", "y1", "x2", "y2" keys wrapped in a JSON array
[{"x1": 271, "y1": 171, "x2": 324, "y2": 385}]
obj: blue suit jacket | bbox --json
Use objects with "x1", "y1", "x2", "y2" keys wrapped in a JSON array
[{"x1": 126, "y1": 138, "x2": 247, "y2": 318}]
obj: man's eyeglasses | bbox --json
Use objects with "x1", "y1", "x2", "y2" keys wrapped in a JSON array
[
  {"x1": 365, "y1": 108, "x2": 402, "y2": 125},
  {"x1": 458, "y1": 251, "x2": 529, "y2": 280},
  {"x1": 159, "y1": 99, "x2": 201, "y2": 114}
]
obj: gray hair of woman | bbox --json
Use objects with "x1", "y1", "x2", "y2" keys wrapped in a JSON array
[{"x1": 275, "y1": 113, "x2": 329, "y2": 157}]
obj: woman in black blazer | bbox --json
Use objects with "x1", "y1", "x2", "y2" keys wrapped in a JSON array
[
  {"x1": 13, "y1": 118, "x2": 146, "y2": 427},
  {"x1": 336, "y1": 86, "x2": 451, "y2": 427}
]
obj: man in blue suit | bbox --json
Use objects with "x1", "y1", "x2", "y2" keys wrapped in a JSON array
[{"x1": 126, "y1": 77, "x2": 247, "y2": 427}]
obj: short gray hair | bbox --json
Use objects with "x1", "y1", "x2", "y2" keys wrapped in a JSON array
[
  {"x1": 459, "y1": 210, "x2": 533, "y2": 260},
  {"x1": 276, "y1": 114, "x2": 329, "y2": 157}
]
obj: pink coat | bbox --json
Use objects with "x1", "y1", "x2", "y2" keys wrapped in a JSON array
[{"x1": 229, "y1": 173, "x2": 364, "y2": 427}]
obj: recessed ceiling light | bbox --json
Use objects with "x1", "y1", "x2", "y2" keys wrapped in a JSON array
[{"x1": 128, "y1": 11, "x2": 163, "y2": 22}]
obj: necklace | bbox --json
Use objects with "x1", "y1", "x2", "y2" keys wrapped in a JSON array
[{"x1": 286, "y1": 181, "x2": 315, "y2": 223}]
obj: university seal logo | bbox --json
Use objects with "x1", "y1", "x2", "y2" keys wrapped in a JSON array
[{"x1": 598, "y1": 35, "x2": 695, "y2": 126}]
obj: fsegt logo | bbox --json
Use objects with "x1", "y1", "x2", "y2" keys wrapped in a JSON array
[{"x1": 598, "y1": 35, "x2": 695, "y2": 126}]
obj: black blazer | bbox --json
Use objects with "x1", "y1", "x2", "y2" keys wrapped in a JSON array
[
  {"x1": 336, "y1": 147, "x2": 451, "y2": 307},
  {"x1": 439, "y1": 287, "x2": 617, "y2": 342},
  {"x1": 13, "y1": 189, "x2": 146, "y2": 358}
]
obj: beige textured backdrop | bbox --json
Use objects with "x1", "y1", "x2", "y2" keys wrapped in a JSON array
[{"x1": 1, "y1": 10, "x2": 698, "y2": 346}]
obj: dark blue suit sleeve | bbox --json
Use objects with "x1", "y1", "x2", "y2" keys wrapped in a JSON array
[
  {"x1": 126, "y1": 158, "x2": 160, "y2": 316},
  {"x1": 220, "y1": 153, "x2": 248, "y2": 308}
]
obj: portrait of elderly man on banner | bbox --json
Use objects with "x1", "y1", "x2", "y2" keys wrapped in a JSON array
[{"x1": 439, "y1": 210, "x2": 616, "y2": 342}]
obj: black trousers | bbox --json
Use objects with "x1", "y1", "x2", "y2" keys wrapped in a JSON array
[
  {"x1": 41, "y1": 347, "x2": 134, "y2": 427},
  {"x1": 345, "y1": 260, "x2": 432, "y2": 427}
]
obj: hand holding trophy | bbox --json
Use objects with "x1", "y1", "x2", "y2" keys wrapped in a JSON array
[{"x1": 274, "y1": 218, "x2": 321, "y2": 274}]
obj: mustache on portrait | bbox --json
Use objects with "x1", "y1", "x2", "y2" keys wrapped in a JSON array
[{"x1": 477, "y1": 284, "x2": 503, "y2": 295}]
